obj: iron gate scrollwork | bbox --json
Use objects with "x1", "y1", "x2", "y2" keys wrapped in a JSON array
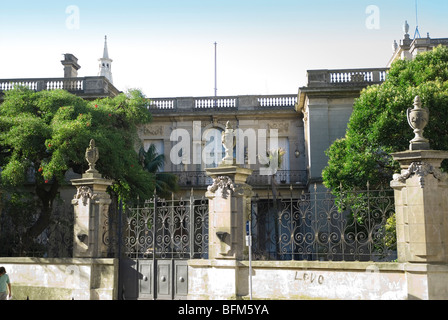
[
  {"x1": 119, "y1": 193, "x2": 208, "y2": 300},
  {"x1": 250, "y1": 185, "x2": 397, "y2": 262},
  {"x1": 123, "y1": 194, "x2": 209, "y2": 259}
]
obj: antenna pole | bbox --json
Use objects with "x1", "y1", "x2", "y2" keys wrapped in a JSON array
[
  {"x1": 414, "y1": 0, "x2": 421, "y2": 39},
  {"x1": 214, "y1": 42, "x2": 217, "y2": 97}
]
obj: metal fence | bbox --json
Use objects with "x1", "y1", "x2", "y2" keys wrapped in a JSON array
[
  {"x1": 1, "y1": 185, "x2": 396, "y2": 262},
  {"x1": 0, "y1": 199, "x2": 73, "y2": 258},
  {"x1": 121, "y1": 194, "x2": 209, "y2": 259},
  {"x1": 250, "y1": 185, "x2": 397, "y2": 262}
]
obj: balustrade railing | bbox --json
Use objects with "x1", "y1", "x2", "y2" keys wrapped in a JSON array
[
  {"x1": 148, "y1": 94, "x2": 297, "y2": 112},
  {"x1": 171, "y1": 170, "x2": 307, "y2": 187},
  {"x1": 257, "y1": 95, "x2": 297, "y2": 107},
  {"x1": 0, "y1": 76, "x2": 119, "y2": 98},
  {"x1": 247, "y1": 170, "x2": 307, "y2": 186},
  {"x1": 0, "y1": 78, "x2": 83, "y2": 92},
  {"x1": 195, "y1": 97, "x2": 237, "y2": 109},
  {"x1": 148, "y1": 98, "x2": 176, "y2": 110},
  {"x1": 173, "y1": 171, "x2": 213, "y2": 187},
  {"x1": 0, "y1": 80, "x2": 39, "y2": 91},
  {"x1": 306, "y1": 68, "x2": 389, "y2": 88}
]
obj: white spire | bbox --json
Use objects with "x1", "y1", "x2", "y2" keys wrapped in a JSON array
[
  {"x1": 103, "y1": 35, "x2": 110, "y2": 59},
  {"x1": 98, "y1": 35, "x2": 113, "y2": 83}
]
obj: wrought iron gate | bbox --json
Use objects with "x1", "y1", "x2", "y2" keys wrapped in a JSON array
[{"x1": 118, "y1": 194, "x2": 209, "y2": 300}]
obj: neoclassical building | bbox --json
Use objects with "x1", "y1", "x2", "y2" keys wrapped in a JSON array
[
  {"x1": 1, "y1": 28, "x2": 447, "y2": 200},
  {"x1": 2, "y1": 28, "x2": 448, "y2": 300}
]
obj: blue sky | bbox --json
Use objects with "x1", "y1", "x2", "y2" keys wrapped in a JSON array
[{"x1": 1, "y1": 1, "x2": 448, "y2": 97}]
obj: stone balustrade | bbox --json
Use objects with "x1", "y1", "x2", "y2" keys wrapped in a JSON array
[
  {"x1": 0, "y1": 76, "x2": 120, "y2": 100},
  {"x1": 148, "y1": 94, "x2": 298, "y2": 112},
  {"x1": 172, "y1": 170, "x2": 307, "y2": 188},
  {"x1": 306, "y1": 68, "x2": 388, "y2": 88}
]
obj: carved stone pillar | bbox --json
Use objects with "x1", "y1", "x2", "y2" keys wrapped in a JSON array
[
  {"x1": 71, "y1": 140, "x2": 113, "y2": 258},
  {"x1": 205, "y1": 165, "x2": 253, "y2": 260},
  {"x1": 391, "y1": 150, "x2": 448, "y2": 264},
  {"x1": 391, "y1": 150, "x2": 448, "y2": 300},
  {"x1": 390, "y1": 96, "x2": 448, "y2": 299}
]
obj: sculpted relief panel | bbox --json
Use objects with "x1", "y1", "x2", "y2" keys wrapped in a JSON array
[
  {"x1": 268, "y1": 121, "x2": 290, "y2": 134},
  {"x1": 142, "y1": 124, "x2": 164, "y2": 137}
]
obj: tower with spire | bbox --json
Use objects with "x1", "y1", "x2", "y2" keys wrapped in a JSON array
[{"x1": 98, "y1": 36, "x2": 113, "y2": 84}]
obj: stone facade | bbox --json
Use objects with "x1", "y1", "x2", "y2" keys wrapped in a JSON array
[
  {"x1": 2, "y1": 33, "x2": 448, "y2": 300},
  {"x1": 142, "y1": 95, "x2": 307, "y2": 198},
  {"x1": 296, "y1": 68, "x2": 387, "y2": 188}
]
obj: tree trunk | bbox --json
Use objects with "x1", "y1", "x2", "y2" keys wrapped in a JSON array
[{"x1": 21, "y1": 180, "x2": 60, "y2": 254}]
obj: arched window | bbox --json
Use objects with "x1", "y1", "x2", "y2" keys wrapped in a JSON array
[{"x1": 203, "y1": 127, "x2": 225, "y2": 169}]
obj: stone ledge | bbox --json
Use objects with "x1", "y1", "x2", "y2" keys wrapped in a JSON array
[
  {"x1": 404, "y1": 263, "x2": 448, "y2": 273},
  {"x1": 0, "y1": 257, "x2": 117, "y2": 266},
  {"x1": 188, "y1": 259, "x2": 240, "y2": 268},
  {"x1": 188, "y1": 259, "x2": 405, "y2": 272},
  {"x1": 391, "y1": 150, "x2": 448, "y2": 168}
]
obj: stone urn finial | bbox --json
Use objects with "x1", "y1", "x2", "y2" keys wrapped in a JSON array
[
  {"x1": 407, "y1": 96, "x2": 430, "y2": 150},
  {"x1": 403, "y1": 20, "x2": 410, "y2": 35},
  {"x1": 85, "y1": 139, "x2": 99, "y2": 173}
]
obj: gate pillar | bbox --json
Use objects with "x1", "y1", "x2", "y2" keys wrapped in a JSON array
[
  {"x1": 192, "y1": 121, "x2": 255, "y2": 299},
  {"x1": 205, "y1": 165, "x2": 253, "y2": 260},
  {"x1": 70, "y1": 139, "x2": 113, "y2": 258},
  {"x1": 391, "y1": 149, "x2": 448, "y2": 300},
  {"x1": 390, "y1": 96, "x2": 448, "y2": 299}
]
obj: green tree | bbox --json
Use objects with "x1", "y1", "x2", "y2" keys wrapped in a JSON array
[
  {"x1": 323, "y1": 45, "x2": 448, "y2": 193},
  {"x1": 138, "y1": 144, "x2": 179, "y2": 199},
  {"x1": 0, "y1": 87, "x2": 155, "y2": 252}
]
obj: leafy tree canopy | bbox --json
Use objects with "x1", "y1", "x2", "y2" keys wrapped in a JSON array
[
  {"x1": 0, "y1": 87, "x2": 155, "y2": 242},
  {"x1": 322, "y1": 45, "x2": 448, "y2": 192}
]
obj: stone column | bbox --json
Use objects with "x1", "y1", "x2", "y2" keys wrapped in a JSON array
[
  {"x1": 70, "y1": 140, "x2": 113, "y2": 258},
  {"x1": 390, "y1": 96, "x2": 448, "y2": 299}
]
